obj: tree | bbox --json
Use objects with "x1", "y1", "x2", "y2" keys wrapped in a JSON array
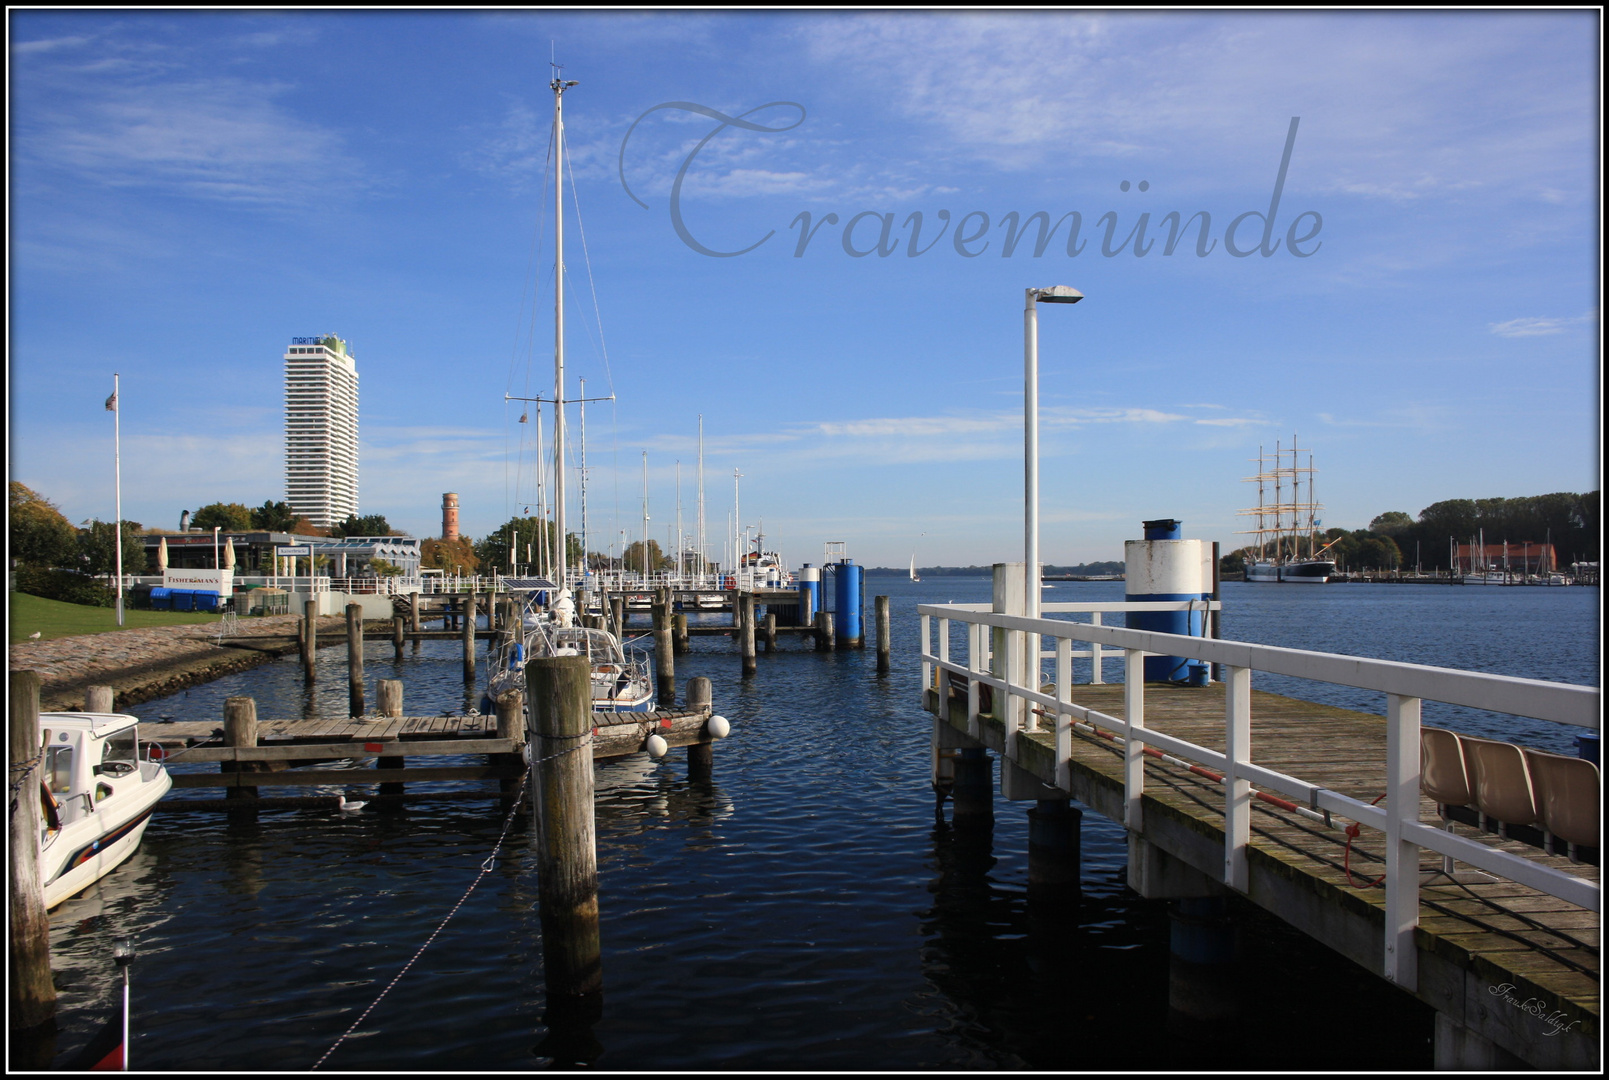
[
  {"x1": 622, "y1": 539, "x2": 670, "y2": 574},
  {"x1": 1368, "y1": 511, "x2": 1413, "y2": 538},
  {"x1": 421, "y1": 537, "x2": 480, "y2": 575},
  {"x1": 9, "y1": 482, "x2": 79, "y2": 567},
  {"x1": 475, "y1": 517, "x2": 582, "y2": 574},
  {"x1": 191, "y1": 502, "x2": 254, "y2": 532},
  {"x1": 250, "y1": 500, "x2": 300, "y2": 531},
  {"x1": 1218, "y1": 549, "x2": 1245, "y2": 574},
  {"x1": 78, "y1": 519, "x2": 149, "y2": 576},
  {"x1": 330, "y1": 513, "x2": 394, "y2": 538},
  {"x1": 368, "y1": 558, "x2": 405, "y2": 577}
]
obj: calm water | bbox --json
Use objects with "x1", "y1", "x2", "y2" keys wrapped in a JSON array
[{"x1": 41, "y1": 580, "x2": 1598, "y2": 1070}]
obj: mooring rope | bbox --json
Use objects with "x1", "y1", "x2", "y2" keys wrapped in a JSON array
[{"x1": 311, "y1": 733, "x2": 593, "y2": 1069}]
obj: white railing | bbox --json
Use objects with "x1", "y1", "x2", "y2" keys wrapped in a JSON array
[{"x1": 918, "y1": 601, "x2": 1601, "y2": 993}]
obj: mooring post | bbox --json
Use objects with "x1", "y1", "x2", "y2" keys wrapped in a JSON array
[
  {"x1": 393, "y1": 614, "x2": 405, "y2": 659},
  {"x1": 84, "y1": 685, "x2": 115, "y2": 713},
  {"x1": 224, "y1": 696, "x2": 260, "y2": 817},
  {"x1": 740, "y1": 593, "x2": 757, "y2": 676},
  {"x1": 673, "y1": 612, "x2": 689, "y2": 655},
  {"x1": 1209, "y1": 541, "x2": 1222, "y2": 683},
  {"x1": 410, "y1": 594, "x2": 421, "y2": 634},
  {"x1": 462, "y1": 591, "x2": 477, "y2": 682},
  {"x1": 816, "y1": 609, "x2": 836, "y2": 652},
  {"x1": 610, "y1": 594, "x2": 626, "y2": 637},
  {"x1": 495, "y1": 689, "x2": 527, "y2": 809},
  {"x1": 9, "y1": 670, "x2": 56, "y2": 1034},
  {"x1": 951, "y1": 747, "x2": 994, "y2": 828},
  {"x1": 527, "y1": 655, "x2": 602, "y2": 1002},
  {"x1": 303, "y1": 599, "x2": 318, "y2": 684},
  {"x1": 763, "y1": 611, "x2": 777, "y2": 653},
  {"x1": 875, "y1": 595, "x2": 891, "y2": 674},
  {"x1": 375, "y1": 679, "x2": 405, "y2": 803},
  {"x1": 686, "y1": 675, "x2": 713, "y2": 782},
  {"x1": 1168, "y1": 897, "x2": 1241, "y2": 1036},
  {"x1": 652, "y1": 598, "x2": 676, "y2": 705},
  {"x1": 1027, "y1": 798, "x2": 1081, "y2": 898},
  {"x1": 347, "y1": 603, "x2": 365, "y2": 717}
]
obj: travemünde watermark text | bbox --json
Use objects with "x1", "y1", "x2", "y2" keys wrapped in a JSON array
[{"x1": 619, "y1": 104, "x2": 1322, "y2": 259}]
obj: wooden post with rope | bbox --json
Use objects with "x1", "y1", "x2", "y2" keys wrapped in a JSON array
[
  {"x1": 528, "y1": 655, "x2": 601, "y2": 1001},
  {"x1": 9, "y1": 670, "x2": 56, "y2": 1034}
]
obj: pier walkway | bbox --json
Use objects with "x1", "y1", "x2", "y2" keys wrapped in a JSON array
[{"x1": 920, "y1": 592, "x2": 1598, "y2": 1070}]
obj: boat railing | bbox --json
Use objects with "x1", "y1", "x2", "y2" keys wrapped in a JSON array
[{"x1": 917, "y1": 599, "x2": 1601, "y2": 995}]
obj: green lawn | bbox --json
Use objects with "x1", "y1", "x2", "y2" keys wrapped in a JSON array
[{"x1": 9, "y1": 592, "x2": 222, "y2": 643}]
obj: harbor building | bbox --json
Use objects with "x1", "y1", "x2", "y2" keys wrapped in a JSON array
[{"x1": 284, "y1": 334, "x2": 359, "y2": 529}]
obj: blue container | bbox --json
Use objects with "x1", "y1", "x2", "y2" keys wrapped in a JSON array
[
  {"x1": 193, "y1": 590, "x2": 222, "y2": 613},
  {"x1": 171, "y1": 590, "x2": 195, "y2": 612},
  {"x1": 834, "y1": 561, "x2": 863, "y2": 644},
  {"x1": 149, "y1": 587, "x2": 172, "y2": 611},
  {"x1": 1576, "y1": 734, "x2": 1599, "y2": 764}
]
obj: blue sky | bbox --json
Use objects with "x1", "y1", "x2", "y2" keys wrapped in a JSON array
[{"x1": 8, "y1": 10, "x2": 1599, "y2": 568}]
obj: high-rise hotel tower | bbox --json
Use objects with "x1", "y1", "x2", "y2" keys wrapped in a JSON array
[{"x1": 284, "y1": 334, "x2": 359, "y2": 529}]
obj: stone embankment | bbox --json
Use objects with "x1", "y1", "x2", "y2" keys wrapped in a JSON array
[{"x1": 8, "y1": 614, "x2": 360, "y2": 711}]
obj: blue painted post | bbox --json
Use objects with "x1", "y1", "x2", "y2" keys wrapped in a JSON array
[
  {"x1": 835, "y1": 560, "x2": 863, "y2": 649},
  {"x1": 1125, "y1": 519, "x2": 1211, "y2": 683}
]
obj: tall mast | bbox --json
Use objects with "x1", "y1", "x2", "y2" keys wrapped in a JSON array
[
  {"x1": 641, "y1": 450, "x2": 650, "y2": 578},
  {"x1": 733, "y1": 468, "x2": 742, "y2": 575},
  {"x1": 579, "y1": 376, "x2": 588, "y2": 575},
  {"x1": 676, "y1": 460, "x2": 683, "y2": 581},
  {"x1": 697, "y1": 416, "x2": 706, "y2": 581},
  {"x1": 552, "y1": 68, "x2": 577, "y2": 589}
]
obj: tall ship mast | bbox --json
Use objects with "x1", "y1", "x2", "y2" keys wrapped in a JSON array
[{"x1": 1237, "y1": 435, "x2": 1337, "y2": 583}]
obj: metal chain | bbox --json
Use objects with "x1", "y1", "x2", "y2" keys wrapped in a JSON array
[
  {"x1": 7, "y1": 753, "x2": 45, "y2": 819},
  {"x1": 311, "y1": 770, "x2": 533, "y2": 1070}
]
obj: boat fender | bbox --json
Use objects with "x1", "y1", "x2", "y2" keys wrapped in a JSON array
[
  {"x1": 706, "y1": 716, "x2": 731, "y2": 740},
  {"x1": 40, "y1": 782, "x2": 61, "y2": 831},
  {"x1": 646, "y1": 734, "x2": 668, "y2": 759}
]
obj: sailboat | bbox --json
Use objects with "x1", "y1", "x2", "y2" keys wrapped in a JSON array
[
  {"x1": 909, "y1": 554, "x2": 921, "y2": 583},
  {"x1": 485, "y1": 69, "x2": 654, "y2": 714},
  {"x1": 1237, "y1": 437, "x2": 1337, "y2": 583}
]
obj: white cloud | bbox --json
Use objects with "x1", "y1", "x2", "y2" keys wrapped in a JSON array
[{"x1": 1487, "y1": 311, "x2": 1597, "y2": 338}]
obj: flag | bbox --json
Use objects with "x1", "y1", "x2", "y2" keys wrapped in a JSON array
[{"x1": 104, "y1": 392, "x2": 118, "y2": 412}]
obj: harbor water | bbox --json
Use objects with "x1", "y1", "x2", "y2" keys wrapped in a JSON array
[{"x1": 41, "y1": 580, "x2": 1598, "y2": 1070}]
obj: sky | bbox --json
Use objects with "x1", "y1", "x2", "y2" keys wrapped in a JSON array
[{"x1": 7, "y1": 10, "x2": 1600, "y2": 569}]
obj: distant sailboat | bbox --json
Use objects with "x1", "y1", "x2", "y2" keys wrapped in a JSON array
[{"x1": 909, "y1": 555, "x2": 921, "y2": 582}]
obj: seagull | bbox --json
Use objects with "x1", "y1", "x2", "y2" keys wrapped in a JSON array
[
  {"x1": 28, "y1": 631, "x2": 41, "y2": 639},
  {"x1": 335, "y1": 795, "x2": 367, "y2": 813}
]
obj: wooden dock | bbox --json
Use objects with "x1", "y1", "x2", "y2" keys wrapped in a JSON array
[
  {"x1": 149, "y1": 706, "x2": 717, "y2": 805},
  {"x1": 925, "y1": 680, "x2": 1598, "y2": 1069}
]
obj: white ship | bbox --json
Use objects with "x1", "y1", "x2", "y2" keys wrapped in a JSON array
[{"x1": 1237, "y1": 437, "x2": 1337, "y2": 584}]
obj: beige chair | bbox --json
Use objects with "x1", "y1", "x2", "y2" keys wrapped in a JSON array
[
  {"x1": 1460, "y1": 736, "x2": 1541, "y2": 838},
  {"x1": 1421, "y1": 727, "x2": 1475, "y2": 876},
  {"x1": 1522, "y1": 748, "x2": 1600, "y2": 861}
]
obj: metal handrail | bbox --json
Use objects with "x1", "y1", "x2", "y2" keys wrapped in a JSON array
[{"x1": 917, "y1": 602, "x2": 1600, "y2": 994}]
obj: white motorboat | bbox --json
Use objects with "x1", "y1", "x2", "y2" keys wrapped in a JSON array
[{"x1": 36, "y1": 711, "x2": 171, "y2": 910}]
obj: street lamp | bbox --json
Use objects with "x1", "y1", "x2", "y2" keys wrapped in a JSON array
[
  {"x1": 1025, "y1": 286, "x2": 1083, "y2": 621},
  {"x1": 213, "y1": 526, "x2": 221, "y2": 570}
]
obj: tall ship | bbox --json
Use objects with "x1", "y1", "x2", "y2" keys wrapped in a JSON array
[{"x1": 1237, "y1": 437, "x2": 1338, "y2": 583}]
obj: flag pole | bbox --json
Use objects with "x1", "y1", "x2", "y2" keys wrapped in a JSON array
[{"x1": 110, "y1": 374, "x2": 124, "y2": 627}]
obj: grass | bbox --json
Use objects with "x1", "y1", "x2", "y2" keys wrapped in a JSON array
[{"x1": 9, "y1": 591, "x2": 222, "y2": 644}]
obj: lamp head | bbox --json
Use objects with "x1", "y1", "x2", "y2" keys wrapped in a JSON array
[{"x1": 1034, "y1": 286, "x2": 1084, "y2": 304}]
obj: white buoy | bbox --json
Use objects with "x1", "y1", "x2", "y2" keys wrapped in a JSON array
[
  {"x1": 706, "y1": 715, "x2": 731, "y2": 739},
  {"x1": 646, "y1": 734, "x2": 669, "y2": 758}
]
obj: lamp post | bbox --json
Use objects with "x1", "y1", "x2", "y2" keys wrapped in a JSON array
[{"x1": 1024, "y1": 286, "x2": 1083, "y2": 621}]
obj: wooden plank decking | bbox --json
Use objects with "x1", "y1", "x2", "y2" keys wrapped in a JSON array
[{"x1": 928, "y1": 681, "x2": 1598, "y2": 1069}]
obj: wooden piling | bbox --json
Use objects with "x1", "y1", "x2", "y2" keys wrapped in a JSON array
[
  {"x1": 347, "y1": 603, "x2": 365, "y2": 717},
  {"x1": 303, "y1": 599, "x2": 318, "y2": 683},
  {"x1": 740, "y1": 594, "x2": 757, "y2": 676},
  {"x1": 1027, "y1": 799, "x2": 1081, "y2": 897},
  {"x1": 9, "y1": 670, "x2": 56, "y2": 1032},
  {"x1": 377, "y1": 679, "x2": 404, "y2": 799},
  {"x1": 224, "y1": 696, "x2": 260, "y2": 816},
  {"x1": 686, "y1": 675, "x2": 713, "y2": 782},
  {"x1": 816, "y1": 609, "x2": 836, "y2": 652},
  {"x1": 84, "y1": 685, "x2": 115, "y2": 713},
  {"x1": 410, "y1": 595, "x2": 421, "y2": 633},
  {"x1": 951, "y1": 747, "x2": 993, "y2": 827},
  {"x1": 393, "y1": 614, "x2": 405, "y2": 659},
  {"x1": 610, "y1": 595, "x2": 626, "y2": 637},
  {"x1": 763, "y1": 612, "x2": 777, "y2": 653},
  {"x1": 527, "y1": 655, "x2": 602, "y2": 1001},
  {"x1": 462, "y1": 592, "x2": 477, "y2": 682},
  {"x1": 875, "y1": 594, "x2": 891, "y2": 674},
  {"x1": 495, "y1": 689, "x2": 527, "y2": 807},
  {"x1": 673, "y1": 612, "x2": 689, "y2": 654},
  {"x1": 652, "y1": 599, "x2": 676, "y2": 705}
]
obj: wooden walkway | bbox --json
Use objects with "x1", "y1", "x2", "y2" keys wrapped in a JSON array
[{"x1": 928, "y1": 682, "x2": 1598, "y2": 1069}]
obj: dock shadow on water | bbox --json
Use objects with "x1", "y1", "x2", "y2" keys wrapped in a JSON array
[{"x1": 37, "y1": 582, "x2": 1565, "y2": 1069}]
